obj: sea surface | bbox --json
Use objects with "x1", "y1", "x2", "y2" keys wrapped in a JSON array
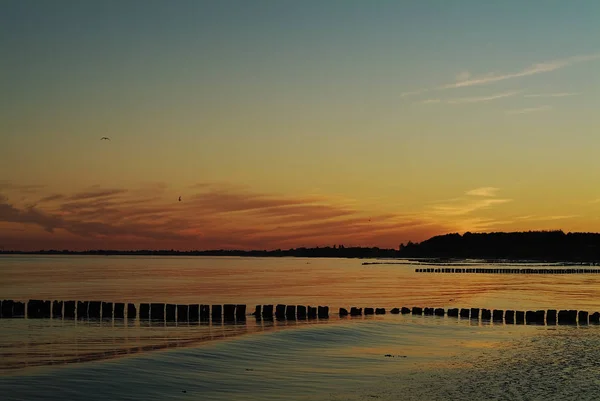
[{"x1": 2, "y1": 255, "x2": 600, "y2": 400}]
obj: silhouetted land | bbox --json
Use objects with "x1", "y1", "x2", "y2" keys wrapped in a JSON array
[{"x1": 4, "y1": 231, "x2": 600, "y2": 262}]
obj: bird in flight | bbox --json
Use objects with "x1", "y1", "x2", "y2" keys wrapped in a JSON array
[
  {"x1": 178, "y1": 196, "x2": 182, "y2": 202},
  {"x1": 100, "y1": 137, "x2": 110, "y2": 141}
]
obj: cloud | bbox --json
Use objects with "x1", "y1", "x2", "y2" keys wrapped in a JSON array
[
  {"x1": 506, "y1": 105, "x2": 552, "y2": 115},
  {"x1": 431, "y1": 198, "x2": 512, "y2": 216},
  {"x1": 0, "y1": 184, "x2": 446, "y2": 250},
  {"x1": 429, "y1": 187, "x2": 511, "y2": 217},
  {"x1": 419, "y1": 91, "x2": 519, "y2": 105},
  {"x1": 68, "y1": 188, "x2": 128, "y2": 201},
  {"x1": 466, "y1": 187, "x2": 500, "y2": 197},
  {"x1": 524, "y1": 92, "x2": 580, "y2": 98},
  {"x1": 446, "y1": 91, "x2": 520, "y2": 104},
  {"x1": 401, "y1": 53, "x2": 599, "y2": 97},
  {"x1": 442, "y1": 54, "x2": 600, "y2": 89}
]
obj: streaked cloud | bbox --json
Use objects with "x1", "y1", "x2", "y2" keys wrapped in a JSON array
[
  {"x1": 466, "y1": 187, "x2": 500, "y2": 197},
  {"x1": 431, "y1": 198, "x2": 512, "y2": 216},
  {"x1": 442, "y1": 54, "x2": 600, "y2": 89},
  {"x1": 446, "y1": 91, "x2": 520, "y2": 104},
  {"x1": 401, "y1": 53, "x2": 600, "y2": 97},
  {"x1": 506, "y1": 105, "x2": 552, "y2": 115},
  {"x1": 0, "y1": 183, "x2": 449, "y2": 250},
  {"x1": 524, "y1": 92, "x2": 580, "y2": 98},
  {"x1": 419, "y1": 91, "x2": 519, "y2": 105}
]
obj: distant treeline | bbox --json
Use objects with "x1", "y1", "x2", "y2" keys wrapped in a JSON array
[
  {"x1": 398, "y1": 230, "x2": 600, "y2": 261},
  {"x1": 0, "y1": 245, "x2": 397, "y2": 259},
  {"x1": 3, "y1": 231, "x2": 600, "y2": 261}
]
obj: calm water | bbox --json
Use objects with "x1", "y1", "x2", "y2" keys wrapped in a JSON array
[{"x1": 2, "y1": 255, "x2": 600, "y2": 400}]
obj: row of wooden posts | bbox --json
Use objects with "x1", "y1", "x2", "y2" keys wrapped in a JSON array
[
  {"x1": 415, "y1": 267, "x2": 600, "y2": 274},
  {"x1": 1, "y1": 300, "x2": 598, "y2": 325}
]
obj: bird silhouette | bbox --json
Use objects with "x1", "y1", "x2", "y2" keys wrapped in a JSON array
[
  {"x1": 178, "y1": 196, "x2": 182, "y2": 202},
  {"x1": 100, "y1": 137, "x2": 110, "y2": 141}
]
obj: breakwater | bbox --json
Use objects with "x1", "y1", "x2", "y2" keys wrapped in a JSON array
[
  {"x1": 1, "y1": 299, "x2": 600, "y2": 325},
  {"x1": 414, "y1": 267, "x2": 600, "y2": 274}
]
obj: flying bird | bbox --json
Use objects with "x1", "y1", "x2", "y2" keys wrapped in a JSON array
[
  {"x1": 178, "y1": 196, "x2": 182, "y2": 202},
  {"x1": 100, "y1": 137, "x2": 110, "y2": 141}
]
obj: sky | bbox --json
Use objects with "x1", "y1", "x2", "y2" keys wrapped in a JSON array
[{"x1": 2, "y1": 0, "x2": 600, "y2": 250}]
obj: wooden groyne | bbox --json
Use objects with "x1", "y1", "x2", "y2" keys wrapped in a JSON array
[
  {"x1": 2, "y1": 299, "x2": 600, "y2": 325},
  {"x1": 415, "y1": 267, "x2": 600, "y2": 274}
]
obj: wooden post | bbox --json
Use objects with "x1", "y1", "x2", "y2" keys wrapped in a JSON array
[
  {"x1": 297, "y1": 305, "x2": 307, "y2": 319},
  {"x1": 166, "y1": 304, "x2": 177, "y2": 321},
  {"x1": 262, "y1": 304, "x2": 274, "y2": 319},
  {"x1": 482, "y1": 309, "x2": 491, "y2": 320},
  {"x1": 339, "y1": 307, "x2": 349, "y2": 316},
  {"x1": 188, "y1": 304, "x2": 199, "y2": 321},
  {"x1": 390, "y1": 308, "x2": 400, "y2": 314},
  {"x1": 434, "y1": 308, "x2": 445, "y2": 316},
  {"x1": 64, "y1": 301, "x2": 76, "y2": 319},
  {"x1": 2, "y1": 300, "x2": 13, "y2": 318},
  {"x1": 307, "y1": 306, "x2": 317, "y2": 319},
  {"x1": 223, "y1": 304, "x2": 236, "y2": 321},
  {"x1": 516, "y1": 311, "x2": 525, "y2": 324},
  {"x1": 52, "y1": 300, "x2": 63, "y2": 318},
  {"x1": 139, "y1": 303, "x2": 150, "y2": 320},
  {"x1": 77, "y1": 301, "x2": 89, "y2": 319},
  {"x1": 114, "y1": 303, "x2": 125, "y2": 319},
  {"x1": 505, "y1": 310, "x2": 515, "y2": 324},
  {"x1": 413, "y1": 307, "x2": 423, "y2": 315},
  {"x1": 492, "y1": 310, "x2": 503, "y2": 322},
  {"x1": 102, "y1": 302, "x2": 113, "y2": 320},
  {"x1": 364, "y1": 307, "x2": 374, "y2": 315},
  {"x1": 253, "y1": 305, "x2": 262, "y2": 317},
  {"x1": 578, "y1": 310, "x2": 589, "y2": 325},
  {"x1": 424, "y1": 307, "x2": 434, "y2": 316},
  {"x1": 127, "y1": 303, "x2": 137, "y2": 319},
  {"x1": 13, "y1": 301, "x2": 25, "y2": 318},
  {"x1": 558, "y1": 310, "x2": 577, "y2": 325},
  {"x1": 285, "y1": 305, "x2": 296, "y2": 320},
  {"x1": 546, "y1": 309, "x2": 557, "y2": 324},
  {"x1": 350, "y1": 307, "x2": 362, "y2": 316},
  {"x1": 401, "y1": 307, "x2": 411, "y2": 314},
  {"x1": 200, "y1": 305, "x2": 210, "y2": 321},
  {"x1": 459, "y1": 308, "x2": 469, "y2": 318},
  {"x1": 211, "y1": 305, "x2": 222, "y2": 322},
  {"x1": 177, "y1": 305, "x2": 189, "y2": 322},
  {"x1": 375, "y1": 308, "x2": 385, "y2": 315},
  {"x1": 150, "y1": 303, "x2": 165, "y2": 320},
  {"x1": 88, "y1": 301, "x2": 101, "y2": 318},
  {"x1": 447, "y1": 308, "x2": 459, "y2": 317},
  {"x1": 275, "y1": 304, "x2": 286, "y2": 319},
  {"x1": 589, "y1": 311, "x2": 600, "y2": 324},
  {"x1": 236, "y1": 304, "x2": 246, "y2": 321},
  {"x1": 318, "y1": 306, "x2": 329, "y2": 319}
]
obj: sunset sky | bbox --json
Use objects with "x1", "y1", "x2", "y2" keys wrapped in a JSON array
[{"x1": 2, "y1": 1, "x2": 600, "y2": 250}]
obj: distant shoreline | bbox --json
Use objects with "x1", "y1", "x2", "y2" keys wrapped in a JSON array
[{"x1": 4, "y1": 230, "x2": 600, "y2": 262}]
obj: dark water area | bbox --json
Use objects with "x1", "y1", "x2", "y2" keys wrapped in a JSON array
[{"x1": 2, "y1": 256, "x2": 600, "y2": 400}]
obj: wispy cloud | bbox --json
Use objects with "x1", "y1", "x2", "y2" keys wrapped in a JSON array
[
  {"x1": 524, "y1": 92, "x2": 580, "y2": 98},
  {"x1": 506, "y1": 105, "x2": 552, "y2": 115},
  {"x1": 401, "y1": 53, "x2": 599, "y2": 96},
  {"x1": 442, "y1": 54, "x2": 600, "y2": 89},
  {"x1": 0, "y1": 184, "x2": 449, "y2": 250},
  {"x1": 466, "y1": 187, "x2": 500, "y2": 197},
  {"x1": 431, "y1": 198, "x2": 512, "y2": 216},
  {"x1": 446, "y1": 91, "x2": 520, "y2": 104},
  {"x1": 511, "y1": 214, "x2": 578, "y2": 221},
  {"x1": 418, "y1": 91, "x2": 519, "y2": 106}
]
